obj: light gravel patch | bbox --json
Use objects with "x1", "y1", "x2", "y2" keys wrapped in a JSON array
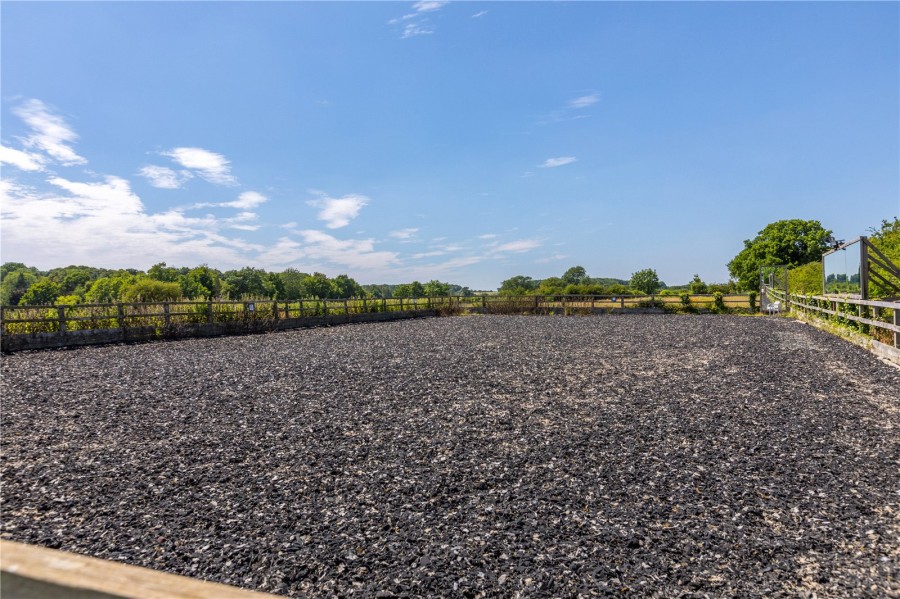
[{"x1": 2, "y1": 315, "x2": 898, "y2": 597}]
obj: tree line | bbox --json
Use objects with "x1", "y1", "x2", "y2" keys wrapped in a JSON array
[
  {"x1": 0, "y1": 263, "x2": 470, "y2": 306},
  {"x1": 498, "y1": 265, "x2": 737, "y2": 297}
]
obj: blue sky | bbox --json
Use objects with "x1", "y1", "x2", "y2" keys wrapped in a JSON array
[{"x1": 2, "y1": 1, "x2": 897, "y2": 290}]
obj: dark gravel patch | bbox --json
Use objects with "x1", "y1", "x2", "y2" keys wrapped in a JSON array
[{"x1": 2, "y1": 314, "x2": 898, "y2": 597}]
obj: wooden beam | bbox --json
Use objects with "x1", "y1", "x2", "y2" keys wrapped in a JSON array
[{"x1": 0, "y1": 540, "x2": 279, "y2": 599}]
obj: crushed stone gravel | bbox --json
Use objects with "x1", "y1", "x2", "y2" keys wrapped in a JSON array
[{"x1": 2, "y1": 314, "x2": 899, "y2": 597}]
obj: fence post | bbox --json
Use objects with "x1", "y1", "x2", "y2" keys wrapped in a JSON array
[
  {"x1": 208, "y1": 301, "x2": 214, "y2": 324},
  {"x1": 58, "y1": 306, "x2": 67, "y2": 334},
  {"x1": 894, "y1": 308, "x2": 899, "y2": 349},
  {"x1": 118, "y1": 304, "x2": 126, "y2": 330},
  {"x1": 344, "y1": 299, "x2": 349, "y2": 316},
  {"x1": 621, "y1": 297, "x2": 625, "y2": 309},
  {"x1": 163, "y1": 303, "x2": 171, "y2": 327},
  {"x1": 363, "y1": 297, "x2": 368, "y2": 313},
  {"x1": 482, "y1": 296, "x2": 487, "y2": 311},
  {"x1": 272, "y1": 301, "x2": 279, "y2": 323}
]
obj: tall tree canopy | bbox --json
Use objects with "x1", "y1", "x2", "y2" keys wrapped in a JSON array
[
  {"x1": 728, "y1": 219, "x2": 835, "y2": 291},
  {"x1": 630, "y1": 268, "x2": 661, "y2": 295}
]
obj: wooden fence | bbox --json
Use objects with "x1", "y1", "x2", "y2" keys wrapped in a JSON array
[
  {"x1": 764, "y1": 286, "x2": 900, "y2": 348},
  {"x1": 1, "y1": 294, "x2": 753, "y2": 352}
]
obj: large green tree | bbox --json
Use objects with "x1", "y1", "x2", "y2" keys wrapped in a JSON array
[
  {"x1": 1, "y1": 269, "x2": 37, "y2": 305},
  {"x1": 728, "y1": 219, "x2": 835, "y2": 291},
  {"x1": 630, "y1": 268, "x2": 661, "y2": 295},
  {"x1": 562, "y1": 266, "x2": 588, "y2": 286}
]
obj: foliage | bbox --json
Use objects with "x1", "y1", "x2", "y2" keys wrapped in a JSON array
[
  {"x1": 85, "y1": 276, "x2": 135, "y2": 303},
  {"x1": 0, "y1": 269, "x2": 37, "y2": 305},
  {"x1": 393, "y1": 281, "x2": 425, "y2": 298},
  {"x1": 867, "y1": 217, "x2": 900, "y2": 298},
  {"x1": 787, "y1": 261, "x2": 823, "y2": 295},
  {"x1": 121, "y1": 278, "x2": 182, "y2": 302},
  {"x1": 148, "y1": 262, "x2": 180, "y2": 282},
  {"x1": 19, "y1": 279, "x2": 62, "y2": 305},
  {"x1": 423, "y1": 280, "x2": 451, "y2": 297},
  {"x1": 630, "y1": 268, "x2": 661, "y2": 295},
  {"x1": 222, "y1": 267, "x2": 270, "y2": 300},
  {"x1": 302, "y1": 272, "x2": 334, "y2": 299},
  {"x1": 688, "y1": 274, "x2": 708, "y2": 294},
  {"x1": 498, "y1": 275, "x2": 538, "y2": 295},
  {"x1": 747, "y1": 291, "x2": 757, "y2": 313},
  {"x1": 331, "y1": 274, "x2": 365, "y2": 298},
  {"x1": 562, "y1": 266, "x2": 588, "y2": 286},
  {"x1": 181, "y1": 265, "x2": 223, "y2": 299},
  {"x1": 278, "y1": 268, "x2": 309, "y2": 300},
  {"x1": 728, "y1": 219, "x2": 835, "y2": 291}
]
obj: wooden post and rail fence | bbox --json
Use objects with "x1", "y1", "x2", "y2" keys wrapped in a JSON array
[
  {"x1": 1, "y1": 293, "x2": 754, "y2": 352},
  {"x1": 764, "y1": 285, "x2": 900, "y2": 349}
]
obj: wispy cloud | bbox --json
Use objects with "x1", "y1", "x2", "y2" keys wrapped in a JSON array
[
  {"x1": 162, "y1": 147, "x2": 237, "y2": 186},
  {"x1": 472, "y1": 10, "x2": 488, "y2": 18},
  {"x1": 0, "y1": 145, "x2": 44, "y2": 172},
  {"x1": 539, "y1": 156, "x2": 577, "y2": 168},
  {"x1": 307, "y1": 190, "x2": 369, "y2": 229},
  {"x1": 139, "y1": 165, "x2": 192, "y2": 189},
  {"x1": 412, "y1": 0, "x2": 447, "y2": 12},
  {"x1": 569, "y1": 93, "x2": 600, "y2": 109},
  {"x1": 391, "y1": 0, "x2": 447, "y2": 38},
  {"x1": 389, "y1": 227, "x2": 419, "y2": 240},
  {"x1": 478, "y1": 233, "x2": 498, "y2": 239},
  {"x1": 496, "y1": 239, "x2": 541, "y2": 253},
  {"x1": 13, "y1": 99, "x2": 86, "y2": 166}
]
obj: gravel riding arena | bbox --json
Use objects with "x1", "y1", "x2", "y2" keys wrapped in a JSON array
[{"x1": 2, "y1": 314, "x2": 898, "y2": 597}]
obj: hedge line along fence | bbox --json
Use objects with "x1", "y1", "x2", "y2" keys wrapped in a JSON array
[
  {"x1": 764, "y1": 286, "x2": 900, "y2": 348},
  {"x1": 0, "y1": 294, "x2": 754, "y2": 352}
]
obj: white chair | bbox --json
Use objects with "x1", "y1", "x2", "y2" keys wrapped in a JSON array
[{"x1": 766, "y1": 301, "x2": 781, "y2": 315}]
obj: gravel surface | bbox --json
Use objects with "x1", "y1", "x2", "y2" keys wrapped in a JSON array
[{"x1": 2, "y1": 314, "x2": 898, "y2": 598}]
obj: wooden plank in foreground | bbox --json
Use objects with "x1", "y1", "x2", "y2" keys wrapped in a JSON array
[{"x1": 0, "y1": 540, "x2": 280, "y2": 599}]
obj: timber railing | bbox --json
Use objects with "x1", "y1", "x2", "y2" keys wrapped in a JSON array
[
  {"x1": 764, "y1": 286, "x2": 900, "y2": 349},
  {"x1": 1, "y1": 294, "x2": 753, "y2": 352}
]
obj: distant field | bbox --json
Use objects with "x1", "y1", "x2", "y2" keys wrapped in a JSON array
[{"x1": 2, "y1": 315, "x2": 897, "y2": 597}]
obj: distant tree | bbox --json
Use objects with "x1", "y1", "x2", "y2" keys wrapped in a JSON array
[
  {"x1": 85, "y1": 276, "x2": 135, "y2": 303},
  {"x1": 1, "y1": 262, "x2": 36, "y2": 282},
  {"x1": 630, "y1": 268, "x2": 661, "y2": 295},
  {"x1": 331, "y1": 274, "x2": 365, "y2": 298},
  {"x1": 148, "y1": 262, "x2": 180, "y2": 283},
  {"x1": 278, "y1": 268, "x2": 309, "y2": 300},
  {"x1": 302, "y1": 272, "x2": 333, "y2": 299},
  {"x1": 689, "y1": 274, "x2": 708, "y2": 294},
  {"x1": 728, "y1": 219, "x2": 835, "y2": 291},
  {"x1": 1, "y1": 269, "x2": 37, "y2": 305},
  {"x1": 423, "y1": 280, "x2": 451, "y2": 297},
  {"x1": 498, "y1": 275, "x2": 538, "y2": 295},
  {"x1": 223, "y1": 267, "x2": 269, "y2": 299},
  {"x1": 19, "y1": 279, "x2": 62, "y2": 305},
  {"x1": 562, "y1": 266, "x2": 588, "y2": 286},
  {"x1": 537, "y1": 277, "x2": 565, "y2": 295},
  {"x1": 181, "y1": 266, "x2": 222, "y2": 299},
  {"x1": 393, "y1": 281, "x2": 425, "y2": 298},
  {"x1": 121, "y1": 278, "x2": 182, "y2": 302}
]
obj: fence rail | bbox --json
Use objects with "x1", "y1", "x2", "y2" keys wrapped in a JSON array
[
  {"x1": 764, "y1": 286, "x2": 900, "y2": 348},
  {"x1": 1, "y1": 294, "x2": 753, "y2": 352}
]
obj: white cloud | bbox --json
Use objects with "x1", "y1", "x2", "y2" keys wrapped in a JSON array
[
  {"x1": 412, "y1": 0, "x2": 447, "y2": 12},
  {"x1": 139, "y1": 165, "x2": 192, "y2": 189},
  {"x1": 472, "y1": 10, "x2": 488, "y2": 18},
  {"x1": 0, "y1": 145, "x2": 44, "y2": 171},
  {"x1": 539, "y1": 156, "x2": 577, "y2": 168},
  {"x1": 569, "y1": 94, "x2": 600, "y2": 109},
  {"x1": 298, "y1": 230, "x2": 398, "y2": 270},
  {"x1": 224, "y1": 191, "x2": 268, "y2": 209},
  {"x1": 389, "y1": 228, "x2": 419, "y2": 239},
  {"x1": 13, "y1": 99, "x2": 86, "y2": 166},
  {"x1": 496, "y1": 239, "x2": 541, "y2": 253},
  {"x1": 307, "y1": 191, "x2": 369, "y2": 229},
  {"x1": 163, "y1": 147, "x2": 236, "y2": 186},
  {"x1": 478, "y1": 233, "x2": 498, "y2": 239}
]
